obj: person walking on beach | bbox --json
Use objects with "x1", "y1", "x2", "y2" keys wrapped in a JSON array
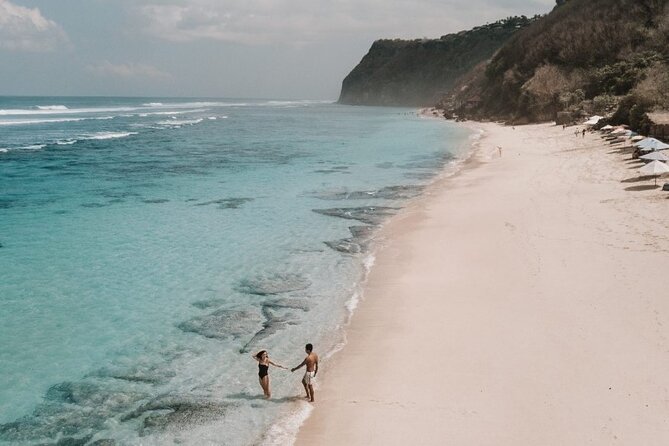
[
  {"x1": 252, "y1": 350, "x2": 287, "y2": 399},
  {"x1": 291, "y1": 343, "x2": 319, "y2": 402}
]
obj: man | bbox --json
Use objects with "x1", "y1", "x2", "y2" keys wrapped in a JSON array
[{"x1": 291, "y1": 343, "x2": 319, "y2": 402}]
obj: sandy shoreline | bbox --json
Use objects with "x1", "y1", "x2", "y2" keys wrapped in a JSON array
[{"x1": 294, "y1": 122, "x2": 669, "y2": 445}]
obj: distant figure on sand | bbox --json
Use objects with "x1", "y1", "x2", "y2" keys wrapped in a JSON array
[
  {"x1": 291, "y1": 343, "x2": 319, "y2": 402},
  {"x1": 582, "y1": 129, "x2": 586, "y2": 138},
  {"x1": 497, "y1": 146, "x2": 502, "y2": 157},
  {"x1": 252, "y1": 350, "x2": 287, "y2": 399}
]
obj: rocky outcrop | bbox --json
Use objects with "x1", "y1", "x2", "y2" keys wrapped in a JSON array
[{"x1": 338, "y1": 16, "x2": 537, "y2": 106}]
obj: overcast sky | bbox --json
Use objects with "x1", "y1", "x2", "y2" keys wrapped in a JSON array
[{"x1": 0, "y1": 0, "x2": 555, "y2": 99}]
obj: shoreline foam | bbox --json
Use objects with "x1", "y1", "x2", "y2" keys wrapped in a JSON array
[{"x1": 293, "y1": 121, "x2": 669, "y2": 445}]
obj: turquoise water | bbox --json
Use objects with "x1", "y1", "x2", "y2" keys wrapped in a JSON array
[{"x1": 0, "y1": 97, "x2": 472, "y2": 445}]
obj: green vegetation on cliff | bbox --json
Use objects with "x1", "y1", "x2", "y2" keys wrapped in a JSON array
[
  {"x1": 445, "y1": 0, "x2": 669, "y2": 126},
  {"x1": 338, "y1": 16, "x2": 538, "y2": 107}
]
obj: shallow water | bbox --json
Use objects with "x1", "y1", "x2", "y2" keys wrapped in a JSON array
[{"x1": 0, "y1": 97, "x2": 472, "y2": 445}]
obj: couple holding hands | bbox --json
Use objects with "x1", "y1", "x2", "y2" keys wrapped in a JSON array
[{"x1": 252, "y1": 343, "x2": 319, "y2": 402}]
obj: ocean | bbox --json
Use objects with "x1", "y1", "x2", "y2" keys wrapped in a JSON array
[{"x1": 0, "y1": 97, "x2": 473, "y2": 445}]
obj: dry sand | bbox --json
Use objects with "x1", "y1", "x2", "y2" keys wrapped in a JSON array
[{"x1": 294, "y1": 122, "x2": 669, "y2": 445}]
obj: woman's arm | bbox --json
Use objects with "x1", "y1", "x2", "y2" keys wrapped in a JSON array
[
  {"x1": 251, "y1": 354, "x2": 260, "y2": 362},
  {"x1": 268, "y1": 359, "x2": 287, "y2": 369}
]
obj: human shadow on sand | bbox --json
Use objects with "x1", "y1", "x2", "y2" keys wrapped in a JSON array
[{"x1": 226, "y1": 392, "x2": 304, "y2": 404}]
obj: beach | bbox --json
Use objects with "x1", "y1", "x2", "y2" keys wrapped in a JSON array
[{"x1": 295, "y1": 122, "x2": 669, "y2": 445}]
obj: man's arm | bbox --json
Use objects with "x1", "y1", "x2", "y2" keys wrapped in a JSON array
[
  {"x1": 291, "y1": 358, "x2": 306, "y2": 372},
  {"x1": 314, "y1": 356, "x2": 319, "y2": 376}
]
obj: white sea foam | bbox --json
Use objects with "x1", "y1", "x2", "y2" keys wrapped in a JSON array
[
  {"x1": 36, "y1": 105, "x2": 69, "y2": 110},
  {"x1": 156, "y1": 118, "x2": 203, "y2": 127},
  {"x1": 144, "y1": 109, "x2": 207, "y2": 116},
  {"x1": 21, "y1": 144, "x2": 47, "y2": 150},
  {"x1": 0, "y1": 148, "x2": 8, "y2": 153},
  {"x1": 259, "y1": 403, "x2": 314, "y2": 446},
  {"x1": 143, "y1": 102, "x2": 164, "y2": 107},
  {"x1": 82, "y1": 131, "x2": 137, "y2": 140},
  {"x1": 0, "y1": 117, "x2": 86, "y2": 126},
  {"x1": 0, "y1": 106, "x2": 139, "y2": 116},
  {"x1": 55, "y1": 139, "x2": 78, "y2": 145}
]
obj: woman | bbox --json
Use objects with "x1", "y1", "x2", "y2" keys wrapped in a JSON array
[{"x1": 252, "y1": 350, "x2": 287, "y2": 398}]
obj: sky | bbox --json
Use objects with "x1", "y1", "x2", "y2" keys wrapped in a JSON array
[{"x1": 0, "y1": 0, "x2": 555, "y2": 100}]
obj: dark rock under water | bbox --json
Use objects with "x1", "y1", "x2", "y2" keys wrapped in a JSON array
[
  {"x1": 263, "y1": 297, "x2": 311, "y2": 312},
  {"x1": 236, "y1": 273, "x2": 311, "y2": 295},
  {"x1": 92, "y1": 363, "x2": 176, "y2": 385},
  {"x1": 191, "y1": 298, "x2": 227, "y2": 309},
  {"x1": 324, "y1": 238, "x2": 364, "y2": 254},
  {"x1": 0, "y1": 381, "x2": 148, "y2": 443},
  {"x1": 194, "y1": 197, "x2": 253, "y2": 209},
  {"x1": 240, "y1": 307, "x2": 300, "y2": 353},
  {"x1": 313, "y1": 206, "x2": 398, "y2": 225},
  {"x1": 177, "y1": 309, "x2": 262, "y2": 340},
  {"x1": 349, "y1": 225, "x2": 375, "y2": 239},
  {"x1": 88, "y1": 440, "x2": 116, "y2": 446},
  {"x1": 121, "y1": 395, "x2": 232, "y2": 436},
  {"x1": 314, "y1": 185, "x2": 423, "y2": 201}
]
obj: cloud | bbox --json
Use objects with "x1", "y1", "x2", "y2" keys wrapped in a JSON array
[
  {"x1": 136, "y1": 0, "x2": 555, "y2": 45},
  {"x1": 0, "y1": 0, "x2": 68, "y2": 51},
  {"x1": 87, "y1": 61, "x2": 172, "y2": 80}
]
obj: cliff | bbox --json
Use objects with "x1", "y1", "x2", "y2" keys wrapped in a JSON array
[
  {"x1": 338, "y1": 16, "x2": 538, "y2": 107},
  {"x1": 444, "y1": 0, "x2": 669, "y2": 127}
]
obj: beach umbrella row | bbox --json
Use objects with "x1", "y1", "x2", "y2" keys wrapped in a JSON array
[
  {"x1": 634, "y1": 137, "x2": 669, "y2": 152},
  {"x1": 639, "y1": 160, "x2": 669, "y2": 185},
  {"x1": 595, "y1": 125, "x2": 669, "y2": 187},
  {"x1": 640, "y1": 152, "x2": 669, "y2": 162}
]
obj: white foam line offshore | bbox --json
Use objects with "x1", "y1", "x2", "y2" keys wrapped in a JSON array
[
  {"x1": 0, "y1": 117, "x2": 87, "y2": 126},
  {"x1": 143, "y1": 101, "x2": 249, "y2": 108},
  {"x1": 156, "y1": 118, "x2": 203, "y2": 126},
  {"x1": 142, "y1": 109, "x2": 208, "y2": 116},
  {"x1": 0, "y1": 106, "x2": 140, "y2": 116},
  {"x1": 36, "y1": 105, "x2": 69, "y2": 110},
  {"x1": 19, "y1": 144, "x2": 48, "y2": 150},
  {"x1": 82, "y1": 131, "x2": 138, "y2": 140}
]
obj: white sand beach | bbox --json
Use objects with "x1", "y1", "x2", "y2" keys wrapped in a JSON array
[{"x1": 295, "y1": 122, "x2": 669, "y2": 445}]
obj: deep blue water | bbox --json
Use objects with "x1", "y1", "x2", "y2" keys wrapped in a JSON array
[{"x1": 0, "y1": 97, "x2": 471, "y2": 445}]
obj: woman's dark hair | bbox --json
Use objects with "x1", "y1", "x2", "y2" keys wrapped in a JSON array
[{"x1": 255, "y1": 350, "x2": 267, "y2": 359}]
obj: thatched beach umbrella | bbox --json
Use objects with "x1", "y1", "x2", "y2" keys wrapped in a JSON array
[
  {"x1": 640, "y1": 160, "x2": 669, "y2": 185},
  {"x1": 640, "y1": 152, "x2": 669, "y2": 162},
  {"x1": 635, "y1": 138, "x2": 669, "y2": 152}
]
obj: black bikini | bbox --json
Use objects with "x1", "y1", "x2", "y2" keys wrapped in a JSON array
[{"x1": 258, "y1": 363, "x2": 269, "y2": 378}]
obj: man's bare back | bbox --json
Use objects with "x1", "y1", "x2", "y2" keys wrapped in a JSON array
[{"x1": 305, "y1": 352, "x2": 319, "y2": 372}]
